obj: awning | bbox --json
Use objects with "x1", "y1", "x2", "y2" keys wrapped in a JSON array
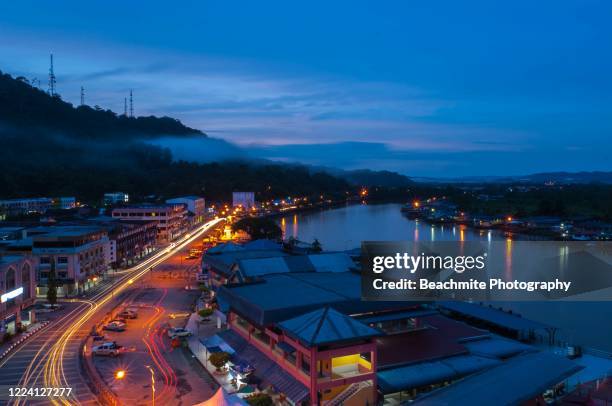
[
  {"x1": 218, "y1": 329, "x2": 309, "y2": 404},
  {"x1": 201, "y1": 335, "x2": 236, "y2": 355}
]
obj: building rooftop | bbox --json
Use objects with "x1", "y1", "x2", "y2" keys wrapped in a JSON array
[
  {"x1": 242, "y1": 239, "x2": 282, "y2": 251},
  {"x1": 207, "y1": 242, "x2": 246, "y2": 255},
  {"x1": 28, "y1": 225, "x2": 105, "y2": 239},
  {"x1": 217, "y1": 272, "x2": 411, "y2": 326},
  {"x1": 412, "y1": 351, "x2": 583, "y2": 405},
  {"x1": 278, "y1": 307, "x2": 382, "y2": 347},
  {"x1": 439, "y1": 301, "x2": 551, "y2": 332},
  {"x1": 167, "y1": 195, "x2": 203, "y2": 200},
  {"x1": 377, "y1": 354, "x2": 502, "y2": 395},
  {"x1": 235, "y1": 253, "x2": 355, "y2": 281}
]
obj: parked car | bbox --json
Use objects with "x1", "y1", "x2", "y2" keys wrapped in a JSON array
[
  {"x1": 118, "y1": 310, "x2": 138, "y2": 319},
  {"x1": 92, "y1": 342, "x2": 121, "y2": 357},
  {"x1": 103, "y1": 321, "x2": 126, "y2": 332},
  {"x1": 167, "y1": 327, "x2": 191, "y2": 339}
]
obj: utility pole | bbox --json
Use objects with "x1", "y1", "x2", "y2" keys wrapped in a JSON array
[
  {"x1": 48, "y1": 53, "x2": 56, "y2": 96},
  {"x1": 80, "y1": 86, "x2": 85, "y2": 106},
  {"x1": 129, "y1": 89, "x2": 134, "y2": 118}
]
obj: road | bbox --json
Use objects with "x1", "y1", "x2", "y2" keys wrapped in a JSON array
[
  {"x1": 94, "y1": 281, "x2": 217, "y2": 405},
  {"x1": 0, "y1": 218, "x2": 224, "y2": 406}
]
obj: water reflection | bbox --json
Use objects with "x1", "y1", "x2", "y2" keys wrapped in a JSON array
[
  {"x1": 277, "y1": 203, "x2": 612, "y2": 352},
  {"x1": 278, "y1": 203, "x2": 508, "y2": 250}
]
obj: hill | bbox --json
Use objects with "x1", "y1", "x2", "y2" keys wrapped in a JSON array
[
  {"x1": 0, "y1": 70, "x2": 353, "y2": 203},
  {"x1": 0, "y1": 71, "x2": 202, "y2": 139}
]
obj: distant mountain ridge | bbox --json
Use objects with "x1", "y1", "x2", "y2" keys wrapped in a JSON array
[
  {"x1": 0, "y1": 71, "x2": 203, "y2": 139},
  {"x1": 414, "y1": 171, "x2": 612, "y2": 184}
]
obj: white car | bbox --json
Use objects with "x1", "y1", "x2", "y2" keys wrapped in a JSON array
[
  {"x1": 167, "y1": 327, "x2": 191, "y2": 339},
  {"x1": 103, "y1": 321, "x2": 126, "y2": 332},
  {"x1": 92, "y1": 342, "x2": 121, "y2": 357}
]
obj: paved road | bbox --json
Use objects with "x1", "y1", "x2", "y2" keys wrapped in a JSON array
[
  {"x1": 0, "y1": 219, "x2": 223, "y2": 406},
  {"x1": 94, "y1": 280, "x2": 217, "y2": 405}
]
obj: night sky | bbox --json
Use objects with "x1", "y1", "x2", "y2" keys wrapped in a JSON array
[{"x1": 1, "y1": 1, "x2": 611, "y2": 176}]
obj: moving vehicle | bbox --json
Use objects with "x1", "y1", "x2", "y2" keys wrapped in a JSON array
[
  {"x1": 103, "y1": 321, "x2": 126, "y2": 332},
  {"x1": 92, "y1": 342, "x2": 121, "y2": 357},
  {"x1": 169, "y1": 312, "x2": 190, "y2": 319},
  {"x1": 167, "y1": 327, "x2": 191, "y2": 339}
]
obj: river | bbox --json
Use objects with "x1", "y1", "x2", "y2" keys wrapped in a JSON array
[{"x1": 278, "y1": 203, "x2": 612, "y2": 352}]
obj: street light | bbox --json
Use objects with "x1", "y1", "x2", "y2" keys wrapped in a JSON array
[
  {"x1": 114, "y1": 369, "x2": 126, "y2": 380},
  {"x1": 145, "y1": 365, "x2": 155, "y2": 406}
]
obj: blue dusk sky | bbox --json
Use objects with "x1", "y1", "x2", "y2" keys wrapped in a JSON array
[{"x1": 1, "y1": 1, "x2": 611, "y2": 177}]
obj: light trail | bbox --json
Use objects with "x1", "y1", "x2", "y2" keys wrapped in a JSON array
[{"x1": 12, "y1": 218, "x2": 224, "y2": 406}]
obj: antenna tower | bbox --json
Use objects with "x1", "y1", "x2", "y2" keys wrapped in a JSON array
[
  {"x1": 48, "y1": 53, "x2": 56, "y2": 96},
  {"x1": 129, "y1": 89, "x2": 134, "y2": 118}
]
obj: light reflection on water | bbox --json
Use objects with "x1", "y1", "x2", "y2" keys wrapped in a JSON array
[
  {"x1": 279, "y1": 203, "x2": 508, "y2": 251},
  {"x1": 278, "y1": 203, "x2": 612, "y2": 352}
]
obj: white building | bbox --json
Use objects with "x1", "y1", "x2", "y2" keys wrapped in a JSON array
[
  {"x1": 232, "y1": 192, "x2": 256, "y2": 209},
  {"x1": 104, "y1": 192, "x2": 130, "y2": 205},
  {"x1": 111, "y1": 204, "x2": 188, "y2": 242},
  {"x1": 166, "y1": 196, "x2": 206, "y2": 223},
  {"x1": 0, "y1": 197, "x2": 77, "y2": 217}
]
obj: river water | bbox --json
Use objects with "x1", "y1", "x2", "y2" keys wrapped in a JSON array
[{"x1": 278, "y1": 203, "x2": 612, "y2": 352}]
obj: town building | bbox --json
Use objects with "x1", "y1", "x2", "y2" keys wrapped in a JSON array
[
  {"x1": 210, "y1": 272, "x2": 582, "y2": 405},
  {"x1": 111, "y1": 203, "x2": 187, "y2": 242},
  {"x1": 31, "y1": 226, "x2": 110, "y2": 297},
  {"x1": 103, "y1": 192, "x2": 130, "y2": 205},
  {"x1": 166, "y1": 196, "x2": 206, "y2": 224},
  {"x1": 232, "y1": 192, "x2": 256, "y2": 209},
  {"x1": 0, "y1": 254, "x2": 37, "y2": 333},
  {"x1": 0, "y1": 197, "x2": 76, "y2": 218},
  {"x1": 91, "y1": 219, "x2": 158, "y2": 268}
]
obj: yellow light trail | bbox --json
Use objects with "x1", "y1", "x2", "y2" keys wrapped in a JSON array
[{"x1": 14, "y1": 218, "x2": 224, "y2": 406}]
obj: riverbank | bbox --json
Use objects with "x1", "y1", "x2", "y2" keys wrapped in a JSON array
[{"x1": 276, "y1": 203, "x2": 612, "y2": 353}]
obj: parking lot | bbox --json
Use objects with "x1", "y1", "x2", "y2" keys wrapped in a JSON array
[{"x1": 92, "y1": 266, "x2": 217, "y2": 405}]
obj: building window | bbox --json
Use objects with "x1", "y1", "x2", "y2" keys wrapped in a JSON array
[
  {"x1": 5, "y1": 266, "x2": 16, "y2": 290},
  {"x1": 40, "y1": 256, "x2": 51, "y2": 264},
  {"x1": 57, "y1": 256, "x2": 68, "y2": 264}
]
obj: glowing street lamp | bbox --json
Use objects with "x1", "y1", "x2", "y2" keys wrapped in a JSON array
[{"x1": 114, "y1": 369, "x2": 126, "y2": 380}]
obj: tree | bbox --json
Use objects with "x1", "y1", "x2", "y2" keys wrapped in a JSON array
[
  {"x1": 46, "y1": 258, "x2": 58, "y2": 305},
  {"x1": 208, "y1": 351, "x2": 231, "y2": 372},
  {"x1": 245, "y1": 393, "x2": 274, "y2": 406},
  {"x1": 311, "y1": 238, "x2": 322, "y2": 253},
  {"x1": 232, "y1": 217, "x2": 282, "y2": 240}
]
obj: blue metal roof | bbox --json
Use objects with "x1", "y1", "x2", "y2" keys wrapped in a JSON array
[
  {"x1": 377, "y1": 355, "x2": 502, "y2": 394},
  {"x1": 242, "y1": 239, "x2": 282, "y2": 251},
  {"x1": 207, "y1": 242, "x2": 245, "y2": 254},
  {"x1": 413, "y1": 352, "x2": 583, "y2": 405},
  {"x1": 463, "y1": 336, "x2": 534, "y2": 359},
  {"x1": 356, "y1": 309, "x2": 439, "y2": 324},
  {"x1": 439, "y1": 301, "x2": 551, "y2": 331},
  {"x1": 278, "y1": 307, "x2": 382, "y2": 346},
  {"x1": 217, "y1": 272, "x2": 413, "y2": 325}
]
